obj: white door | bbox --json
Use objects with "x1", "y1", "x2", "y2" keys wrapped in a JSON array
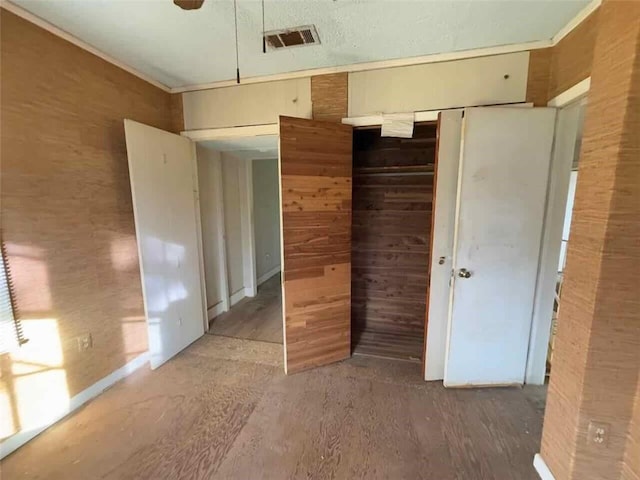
[
  {"x1": 124, "y1": 120, "x2": 207, "y2": 369},
  {"x1": 444, "y1": 108, "x2": 556, "y2": 387}
]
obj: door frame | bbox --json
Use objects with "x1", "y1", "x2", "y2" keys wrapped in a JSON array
[
  {"x1": 184, "y1": 125, "x2": 277, "y2": 318},
  {"x1": 189, "y1": 141, "x2": 210, "y2": 332},
  {"x1": 524, "y1": 86, "x2": 590, "y2": 384},
  {"x1": 238, "y1": 159, "x2": 257, "y2": 298},
  {"x1": 424, "y1": 104, "x2": 539, "y2": 382},
  {"x1": 424, "y1": 97, "x2": 588, "y2": 384}
]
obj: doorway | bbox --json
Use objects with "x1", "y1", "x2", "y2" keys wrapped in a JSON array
[
  {"x1": 545, "y1": 98, "x2": 586, "y2": 376},
  {"x1": 194, "y1": 136, "x2": 283, "y2": 345},
  {"x1": 351, "y1": 123, "x2": 437, "y2": 362}
]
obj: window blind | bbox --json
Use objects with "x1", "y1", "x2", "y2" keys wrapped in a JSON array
[{"x1": 0, "y1": 242, "x2": 26, "y2": 354}]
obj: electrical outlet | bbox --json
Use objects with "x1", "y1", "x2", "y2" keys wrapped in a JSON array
[
  {"x1": 588, "y1": 421, "x2": 610, "y2": 447},
  {"x1": 76, "y1": 333, "x2": 93, "y2": 352}
]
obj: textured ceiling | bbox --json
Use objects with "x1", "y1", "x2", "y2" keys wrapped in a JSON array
[{"x1": 12, "y1": 0, "x2": 589, "y2": 88}]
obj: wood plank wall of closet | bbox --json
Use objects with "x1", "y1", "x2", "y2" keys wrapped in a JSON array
[{"x1": 351, "y1": 124, "x2": 436, "y2": 361}]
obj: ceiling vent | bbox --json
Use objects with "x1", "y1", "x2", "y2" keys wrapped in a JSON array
[{"x1": 264, "y1": 25, "x2": 320, "y2": 50}]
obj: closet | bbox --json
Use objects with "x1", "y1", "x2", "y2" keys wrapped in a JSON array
[
  {"x1": 126, "y1": 108, "x2": 557, "y2": 381},
  {"x1": 350, "y1": 123, "x2": 437, "y2": 361}
]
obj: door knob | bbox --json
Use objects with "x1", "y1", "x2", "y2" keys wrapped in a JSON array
[{"x1": 458, "y1": 268, "x2": 472, "y2": 279}]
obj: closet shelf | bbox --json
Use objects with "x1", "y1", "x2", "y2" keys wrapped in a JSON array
[{"x1": 353, "y1": 165, "x2": 434, "y2": 175}]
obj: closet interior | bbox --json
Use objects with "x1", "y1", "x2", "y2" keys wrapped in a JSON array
[{"x1": 351, "y1": 123, "x2": 437, "y2": 361}]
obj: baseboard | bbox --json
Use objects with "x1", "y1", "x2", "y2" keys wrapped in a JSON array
[
  {"x1": 257, "y1": 265, "x2": 281, "y2": 286},
  {"x1": 229, "y1": 289, "x2": 245, "y2": 307},
  {"x1": 207, "y1": 302, "x2": 226, "y2": 321},
  {"x1": 534, "y1": 454, "x2": 556, "y2": 480},
  {"x1": 0, "y1": 352, "x2": 149, "y2": 459},
  {"x1": 244, "y1": 286, "x2": 257, "y2": 298}
]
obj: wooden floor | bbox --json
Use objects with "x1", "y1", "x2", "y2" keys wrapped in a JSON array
[
  {"x1": 2, "y1": 335, "x2": 547, "y2": 480},
  {"x1": 208, "y1": 274, "x2": 283, "y2": 344}
]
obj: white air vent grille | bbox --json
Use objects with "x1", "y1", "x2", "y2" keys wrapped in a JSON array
[{"x1": 265, "y1": 25, "x2": 320, "y2": 50}]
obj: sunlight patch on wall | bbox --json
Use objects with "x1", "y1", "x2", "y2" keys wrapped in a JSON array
[
  {"x1": 110, "y1": 236, "x2": 139, "y2": 271},
  {"x1": 4, "y1": 244, "x2": 51, "y2": 313},
  {"x1": 121, "y1": 316, "x2": 148, "y2": 362},
  {"x1": 0, "y1": 318, "x2": 68, "y2": 440}
]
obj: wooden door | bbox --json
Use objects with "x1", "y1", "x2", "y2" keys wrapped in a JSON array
[
  {"x1": 124, "y1": 120, "x2": 207, "y2": 369},
  {"x1": 424, "y1": 111, "x2": 463, "y2": 381},
  {"x1": 279, "y1": 116, "x2": 353, "y2": 374},
  {"x1": 444, "y1": 108, "x2": 556, "y2": 386}
]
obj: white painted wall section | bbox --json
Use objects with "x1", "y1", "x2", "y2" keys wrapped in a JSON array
[
  {"x1": 196, "y1": 145, "x2": 228, "y2": 318},
  {"x1": 239, "y1": 159, "x2": 257, "y2": 297},
  {"x1": 252, "y1": 159, "x2": 281, "y2": 284},
  {"x1": 221, "y1": 154, "x2": 245, "y2": 300},
  {"x1": 182, "y1": 78, "x2": 312, "y2": 130},
  {"x1": 348, "y1": 52, "x2": 529, "y2": 117}
]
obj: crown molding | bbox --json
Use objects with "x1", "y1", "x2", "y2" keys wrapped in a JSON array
[
  {"x1": 0, "y1": 0, "x2": 172, "y2": 93},
  {"x1": 171, "y1": 40, "x2": 550, "y2": 93},
  {"x1": 172, "y1": 0, "x2": 601, "y2": 93},
  {"x1": 3, "y1": 0, "x2": 600, "y2": 96},
  {"x1": 551, "y1": 0, "x2": 601, "y2": 45}
]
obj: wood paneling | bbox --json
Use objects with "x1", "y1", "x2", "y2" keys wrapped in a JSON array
[
  {"x1": 526, "y1": 48, "x2": 552, "y2": 106},
  {"x1": 540, "y1": 2, "x2": 640, "y2": 478},
  {"x1": 525, "y1": 11, "x2": 599, "y2": 106},
  {"x1": 548, "y1": 10, "x2": 599, "y2": 101},
  {"x1": 311, "y1": 73, "x2": 348, "y2": 122},
  {"x1": 351, "y1": 124, "x2": 436, "y2": 361},
  {"x1": 170, "y1": 93, "x2": 185, "y2": 133},
  {"x1": 0, "y1": 8, "x2": 174, "y2": 437},
  {"x1": 279, "y1": 116, "x2": 353, "y2": 374}
]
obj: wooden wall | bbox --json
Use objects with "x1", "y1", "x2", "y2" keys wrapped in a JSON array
[
  {"x1": 539, "y1": 1, "x2": 640, "y2": 478},
  {"x1": 170, "y1": 93, "x2": 185, "y2": 133},
  {"x1": 351, "y1": 125, "x2": 436, "y2": 361},
  {"x1": 626, "y1": 384, "x2": 640, "y2": 479},
  {"x1": 0, "y1": 9, "x2": 175, "y2": 439},
  {"x1": 311, "y1": 73, "x2": 348, "y2": 122},
  {"x1": 526, "y1": 48, "x2": 553, "y2": 106},
  {"x1": 525, "y1": 9, "x2": 599, "y2": 106},
  {"x1": 547, "y1": 9, "x2": 599, "y2": 100}
]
